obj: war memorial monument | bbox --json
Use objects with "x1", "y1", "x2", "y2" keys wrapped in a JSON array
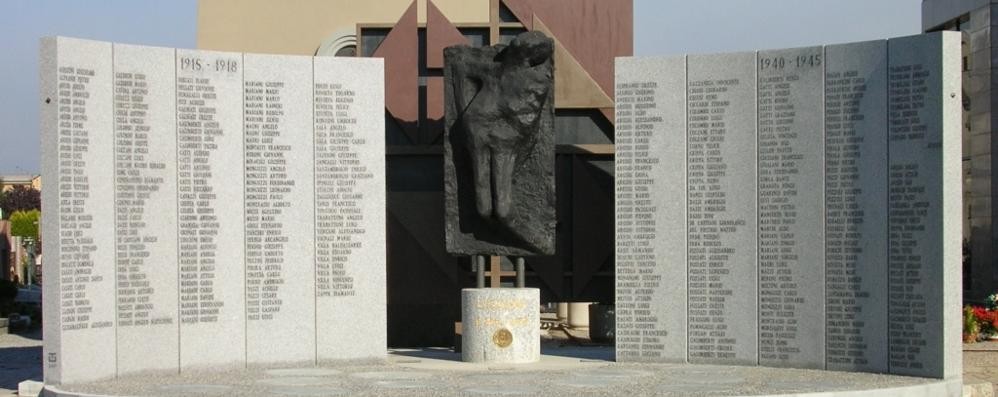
[{"x1": 35, "y1": 19, "x2": 963, "y2": 397}]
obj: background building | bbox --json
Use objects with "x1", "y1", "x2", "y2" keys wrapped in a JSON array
[
  {"x1": 198, "y1": 0, "x2": 632, "y2": 346},
  {"x1": 923, "y1": 0, "x2": 991, "y2": 301},
  {"x1": 0, "y1": 174, "x2": 40, "y2": 193}
]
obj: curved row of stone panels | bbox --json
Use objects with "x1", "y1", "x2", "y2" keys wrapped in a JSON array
[
  {"x1": 40, "y1": 37, "x2": 386, "y2": 384},
  {"x1": 614, "y1": 32, "x2": 961, "y2": 380},
  {"x1": 40, "y1": 30, "x2": 962, "y2": 390}
]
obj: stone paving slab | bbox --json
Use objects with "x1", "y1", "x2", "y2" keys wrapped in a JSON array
[
  {"x1": 3, "y1": 339, "x2": 993, "y2": 396},
  {"x1": 964, "y1": 342, "x2": 998, "y2": 396},
  {"x1": 40, "y1": 348, "x2": 959, "y2": 397}
]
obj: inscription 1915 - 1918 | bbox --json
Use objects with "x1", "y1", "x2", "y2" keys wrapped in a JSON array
[
  {"x1": 114, "y1": 70, "x2": 171, "y2": 328},
  {"x1": 44, "y1": 37, "x2": 388, "y2": 385},
  {"x1": 244, "y1": 80, "x2": 292, "y2": 321},
  {"x1": 177, "y1": 64, "x2": 233, "y2": 325},
  {"x1": 314, "y1": 84, "x2": 366, "y2": 298}
]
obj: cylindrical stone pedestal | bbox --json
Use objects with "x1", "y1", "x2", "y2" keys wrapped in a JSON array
[
  {"x1": 461, "y1": 288, "x2": 540, "y2": 363},
  {"x1": 556, "y1": 302, "x2": 568, "y2": 322},
  {"x1": 567, "y1": 302, "x2": 593, "y2": 329}
]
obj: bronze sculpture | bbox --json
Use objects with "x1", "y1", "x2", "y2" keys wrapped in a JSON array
[{"x1": 443, "y1": 31, "x2": 556, "y2": 259}]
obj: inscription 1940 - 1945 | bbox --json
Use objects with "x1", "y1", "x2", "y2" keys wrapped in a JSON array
[
  {"x1": 614, "y1": 33, "x2": 960, "y2": 380},
  {"x1": 756, "y1": 48, "x2": 825, "y2": 368}
]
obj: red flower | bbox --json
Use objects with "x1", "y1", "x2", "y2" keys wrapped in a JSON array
[{"x1": 973, "y1": 306, "x2": 998, "y2": 332}]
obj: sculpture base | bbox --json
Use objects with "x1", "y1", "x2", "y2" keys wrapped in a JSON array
[{"x1": 461, "y1": 288, "x2": 539, "y2": 364}]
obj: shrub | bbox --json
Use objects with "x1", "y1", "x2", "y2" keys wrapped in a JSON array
[
  {"x1": 965, "y1": 306, "x2": 981, "y2": 343},
  {"x1": 9, "y1": 210, "x2": 39, "y2": 239}
]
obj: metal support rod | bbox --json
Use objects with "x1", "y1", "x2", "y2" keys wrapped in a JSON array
[
  {"x1": 515, "y1": 257, "x2": 525, "y2": 288},
  {"x1": 476, "y1": 255, "x2": 486, "y2": 288}
]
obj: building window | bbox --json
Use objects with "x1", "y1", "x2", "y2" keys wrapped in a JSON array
[
  {"x1": 458, "y1": 28, "x2": 490, "y2": 48},
  {"x1": 360, "y1": 28, "x2": 392, "y2": 57},
  {"x1": 315, "y1": 27, "x2": 359, "y2": 57},
  {"x1": 499, "y1": 3, "x2": 519, "y2": 23},
  {"x1": 500, "y1": 28, "x2": 527, "y2": 45},
  {"x1": 335, "y1": 45, "x2": 357, "y2": 57}
]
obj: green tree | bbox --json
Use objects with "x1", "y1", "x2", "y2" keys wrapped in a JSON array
[
  {"x1": 0, "y1": 185, "x2": 41, "y2": 220},
  {"x1": 9, "y1": 210, "x2": 40, "y2": 239}
]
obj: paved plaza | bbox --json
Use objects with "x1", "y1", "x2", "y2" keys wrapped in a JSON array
[{"x1": 0, "y1": 328, "x2": 983, "y2": 396}]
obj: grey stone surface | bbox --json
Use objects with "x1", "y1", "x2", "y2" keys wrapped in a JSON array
[
  {"x1": 553, "y1": 377, "x2": 628, "y2": 387},
  {"x1": 242, "y1": 52, "x2": 316, "y2": 366},
  {"x1": 40, "y1": 36, "x2": 117, "y2": 385},
  {"x1": 40, "y1": 37, "x2": 387, "y2": 384},
  {"x1": 269, "y1": 386, "x2": 348, "y2": 396},
  {"x1": 175, "y1": 47, "x2": 247, "y2": 372},
  {"x1": 348, "y1": 371, "x2": 433, "y2": 380},
  {"x1": 264, "y1": 368, "x2": 341, "y2": 377},
  {"x1": 824, "y1": 39, "x2": 889, "y2": 373},
  {"x1": 369, "y1": 380, "x2": 436, "y2": 389},
  {"x1": 443, "y1": 31, "x2": 556, "y2": 256},
  {"x1": 885, "y1": 32, "x2": 962, "y2": 379},
  {"x1": 156, "y1": 384, "x2": 231, "y2": 395},
  {"x1": 756, "y1": 46, "x2": 825, "y2": 369},
  {"x1": 614, "y1": 56, "x2": 687, "y2": 363},
  {"x1": 312, "y1": 56, "x2": 387, "y2": 363},
  {"x1": 112, "y1": 42, "x2": 180, "y2": 376},
  {"x1": 613, "y1": 32, "x2": 961, "y2": 379},
  {"x1": 255, "y1": 377, "x2": 338, "y2": 386},
  {"x1": 17, "y1": 380, "x2": 43, "y2": 397},
  {"x1": 686, "y1": 51, "x2": 758, "y2": 366},
  {"x1": 572, "y1": 368, "x2": 654, "y2": 378},
  {"x1": 463, "y1": 385, "x2": 538, "y2": 396},
  {"x1": 39, "y1": 349, "x2": 963, "y2": 397},
  {"x1": 461, "y1": 288, "x2": 540, "y2": 363}
]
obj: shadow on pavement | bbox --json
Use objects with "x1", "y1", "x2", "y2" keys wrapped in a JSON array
[
  {"x1": 0, "y1": 345, "x2": 42, "y2": 391},
  {"x1": 8, "y1": 330, "x2": 42, "y2": 341},
  {"x1": 390, "y1": 347, "x2": 463, "y2": 362},
  {"x1": 540, "y1": 345, "x2": 614, "y2": 361}
]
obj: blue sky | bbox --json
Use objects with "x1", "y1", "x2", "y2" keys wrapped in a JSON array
[{"x1": 0, "y1": 0, "x2": 922, "y2": 174}]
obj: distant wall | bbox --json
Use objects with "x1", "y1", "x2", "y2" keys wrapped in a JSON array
[
  {"x1": 197, "y1": 0, "x2": 490, "y2": 55},
  {"x1": 922, "y1": 0, "x2": 989, "y2": 30}
]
